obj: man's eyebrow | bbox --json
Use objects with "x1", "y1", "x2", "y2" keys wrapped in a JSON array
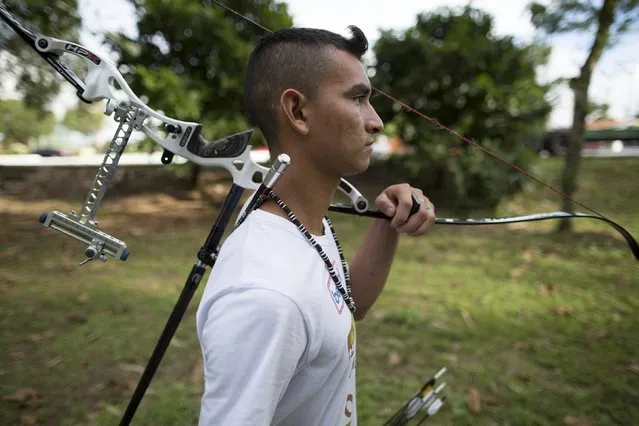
[{"x1": 345, "y1": 83, "x2": 372, "y2": 96}]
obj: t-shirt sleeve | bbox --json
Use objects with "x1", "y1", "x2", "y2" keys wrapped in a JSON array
[{"x1": 197, "y1": 287, "x2": 308, "y2": 426}]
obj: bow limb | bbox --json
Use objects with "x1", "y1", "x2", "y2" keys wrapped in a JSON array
[{"x1": 327, "y1": 205, "x2": 639, "y2": 261}]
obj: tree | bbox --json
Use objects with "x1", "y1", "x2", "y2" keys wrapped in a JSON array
[
  {"x1": 0, "y1": 99, "x2": 55, "y2": 150},
  {"x1": 107, "y1": 0, "x2": 293, "y2": 188},
  {"x1": 529, "y1": 0, "x2": 639, "y2": 231},
  {"x1": 586, "y1": 100, "x2": 610, "y2": 122},
  {"x1": 0, "y1": 1, "x2": 82, "y2": 111},
  {"x1": 62, "y1": 101, "x2": 105, "y2": 134},
  {"x1": 372, "y1": 6, "x2": 552, "y2": 210}
]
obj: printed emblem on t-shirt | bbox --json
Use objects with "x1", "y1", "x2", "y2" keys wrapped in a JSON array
[
  {"x1": 347, "y1": 316, "x2": 356, "y2": 377},
  {"x1": 344, "y1": 393, "x2": 354, "y2": 419},
  {"x1": 326, "y1": 260, "x2": 345, "y2": 314},
  {"x1": 347, "y1": 316, "x2": 355, "y2": 357}
]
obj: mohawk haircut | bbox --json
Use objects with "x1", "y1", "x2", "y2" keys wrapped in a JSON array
[{"x1": 244, "y1": 25, "x2": 369, "y2": 151}]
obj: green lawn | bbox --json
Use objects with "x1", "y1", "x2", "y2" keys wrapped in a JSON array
[{"x1": 1, "y1": 157, "x2": 637, "y2": 425}]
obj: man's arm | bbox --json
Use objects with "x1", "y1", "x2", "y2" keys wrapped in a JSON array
[
  {"x1": 349, "y1": 218, "x2": 399, "y2": 320},
  {"x1": 348, "y1": 184, "x2": 436, "y2": 320},
  {"x1": 198, "y1": 288, "x2": 307, "y2": 425}
]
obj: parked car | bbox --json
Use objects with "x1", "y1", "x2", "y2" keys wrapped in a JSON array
[{"x1": 31, "y1": 148, "x2": 64, "y2": 157}]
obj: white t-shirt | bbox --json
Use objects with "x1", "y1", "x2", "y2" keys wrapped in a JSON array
[{"x1": 195, "y1": 207, "x2": 357, "y2": 426}]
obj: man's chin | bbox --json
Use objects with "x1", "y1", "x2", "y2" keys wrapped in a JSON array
[{"x1": 342, "y1": 157, "x2": 371, "y2": 177}]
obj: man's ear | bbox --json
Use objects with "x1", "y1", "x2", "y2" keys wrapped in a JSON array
[{"x1": 279, "y1": 89, "x2": 310, "y2": 136}]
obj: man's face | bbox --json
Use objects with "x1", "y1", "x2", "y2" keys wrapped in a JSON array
[{"x1": 304, "y1": 48, "x2": 384, "y2": 177}]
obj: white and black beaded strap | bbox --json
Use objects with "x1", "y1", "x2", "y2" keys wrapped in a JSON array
[
  {"x1": 324, "y1": 216, "x2": 353, "y2": 299},
  {"x1": 234, "y1": 189, "x2": 356, "y2": 312},
  {"x1": 267, "y1": 191, "x2": 356, "y2": 313}
]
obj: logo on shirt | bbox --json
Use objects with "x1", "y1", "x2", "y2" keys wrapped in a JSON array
[
  {"x1": 347, "y1": 316, "x2": 356, "y2": 377},
  {"x1": 344, "y1": 393, "x2": 354, "y2": 419},
  {"x1": 326, "y1": 260, "x2": 345, "y2": 314}
]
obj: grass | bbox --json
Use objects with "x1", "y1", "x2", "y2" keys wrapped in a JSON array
[{"x1": 1, "y1": 157, "x2": 638, "y2": 425}]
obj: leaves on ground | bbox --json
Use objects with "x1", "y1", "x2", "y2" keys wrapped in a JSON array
[
  {"x1": 118, "y1": 364, "x2": 145, "y2": 374},
  {"x1": 387, "y1": 352, "x2": 402, "y2": 366},
  {"x1": 4, "y1": 388, "x2": 39, "y2": 404},
  {"x1": 465, "y1": 387, "x2": 481, "y2": 413},
  {"x1": 564, "y1": 415, "x2": 594, "y2": 426}
]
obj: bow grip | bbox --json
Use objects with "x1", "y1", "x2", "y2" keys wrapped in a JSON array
[
  {"x1": 186, "y1": 127, "x2": 253, "y2": 158},
  {"x1": 409, "y1": 194, "x2": 421, "y2": 217}
]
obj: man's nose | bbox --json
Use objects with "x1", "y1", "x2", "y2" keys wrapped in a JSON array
[{"x1": 366, "y1": 107, "x2": 384, "y2": 134}]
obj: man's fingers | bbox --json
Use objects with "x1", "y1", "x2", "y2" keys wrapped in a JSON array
[
  {"x1": 390, "y1": 192, "x2": 414, "y2": 228},
  {"x1": 375, "y1": 184, "x2": 435, "y2": 235},
  {"x1": 397, "y1": 198, "x2": 433, "y2": 233},
  {"x1": 374, "y1": 192, "x2": 395, "y2": 216},
  {"x1": 407, "y1": 209, "x2": 436, "y2": 236}
]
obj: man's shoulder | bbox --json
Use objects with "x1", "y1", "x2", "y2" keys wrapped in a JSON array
[
  {"x1": 199, "y1": 209, "x2": 331, "y2": 321},
  {"x1": 218, "y1": 210, "x2": 318, "y2": 277},
  {"x1": 223, "y1": 209, "x2": 310, "y2": 255},
  {"x1": 206, "y1": 286, "x2": 305, "y2": 319}
]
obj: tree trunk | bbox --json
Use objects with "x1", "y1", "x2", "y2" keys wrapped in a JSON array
[
  {"x1": 188, "y1": 164, "x2": 201, "y2": 190},
  {"x1": 558, "y1": 0, "x2": 617, "y2": 232},
  {"x1": 559, "y1": 80, "x2": 588, "y2": 231}
]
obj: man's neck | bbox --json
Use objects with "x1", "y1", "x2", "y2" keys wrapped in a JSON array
[{"x1": 259, "y1": 156, "x2": 339, "y2": 236}]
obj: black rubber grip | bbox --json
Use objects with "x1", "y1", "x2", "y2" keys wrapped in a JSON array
[
  {"x1": 187, "y1": 128, "x2": 253, "y2": 158},
  {"x1": 409, "y1": 195, "x2": 421, "y2": 217}
]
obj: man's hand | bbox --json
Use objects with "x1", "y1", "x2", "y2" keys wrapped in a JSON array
[{"x1": 374, "y1": 183, "x2": 436, "y2": 236}]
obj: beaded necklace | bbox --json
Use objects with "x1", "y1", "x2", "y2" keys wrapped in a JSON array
[{"x1": 237, "y1": 190, "x2": 356, "y2": 313}]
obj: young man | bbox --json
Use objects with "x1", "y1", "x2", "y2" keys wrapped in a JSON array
[{"x1": 195, "y1": 25, "x2": 436, "y2": 425}]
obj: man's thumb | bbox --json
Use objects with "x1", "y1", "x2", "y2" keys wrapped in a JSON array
[{"x1": 379, "y1": 201, "x2": 395, "y2": 217}]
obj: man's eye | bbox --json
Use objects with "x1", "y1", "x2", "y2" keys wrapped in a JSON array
[{"x1": 354, "y1": 95, "x2": 366, "y2": 104}]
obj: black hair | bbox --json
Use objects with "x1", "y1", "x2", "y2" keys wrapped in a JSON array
[{"x1": 244, "y1": 25, "x2": 369, "y2": 150}]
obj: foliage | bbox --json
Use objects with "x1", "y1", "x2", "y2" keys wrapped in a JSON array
[
  {"x1": 0, "y1": 0, "x2": 82, "y2": 110},
  {"x1": 0, "y1": 98, "x2": 55, "y2": 149},
  {"x1": 62, "y1": 101, "x2": 105, "y2": 134},
  {"x1": 529, "y1": 0, "x2": 639, "y2": 39},
  {"x1": 371, "y1": 6, "x2": 552, "y2": 211},
  {"x1": 586, "y1": 100, "x2": 610, "y2": 122}
]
